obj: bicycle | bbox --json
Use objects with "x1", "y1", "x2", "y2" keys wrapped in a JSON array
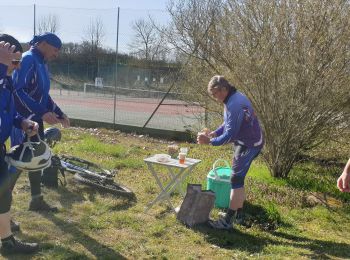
[{"x1": 44, "y1": 127, "x2": 134, "y2": 198}]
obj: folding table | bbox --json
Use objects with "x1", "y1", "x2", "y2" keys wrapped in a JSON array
[{"x1": 144, "y1": 155, "x2": 201, "y2": 213}]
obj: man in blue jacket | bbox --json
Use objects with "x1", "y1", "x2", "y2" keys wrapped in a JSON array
[
  {"x1": 0, "y1": 34, "x2": 40, "y2": 254},
  {"x1": 197, "y1": 75, "x2": 264, "y2": 230},
  {"x1": 11, "y1": 32, "x2": 70, "y2": 212}
]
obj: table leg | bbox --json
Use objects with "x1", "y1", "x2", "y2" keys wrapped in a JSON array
[
  {"x1": 168, "y1": 166, "x2": 185, "y2": 196},
  {"x1": 166, "y1": 165, "x2": 195, "y2": 198},
  {"x1": 146, "y1": 165, "x2": 186, "y2": 214},
  {"x1": 144, "y1": 163, "x2": 177, "y2": 213}
]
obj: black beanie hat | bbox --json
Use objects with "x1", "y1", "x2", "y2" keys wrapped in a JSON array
[{"x1": 0, "y1": 34, "x2": 23, "y2": 53}]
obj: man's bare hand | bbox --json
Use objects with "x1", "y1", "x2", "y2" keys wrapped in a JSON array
[
  {"x1": 21, "y1": 119, "x2": 39, "y2": 137},
  {"x1": 58, "y1": 114, "x2": 70, "y2": 128},
  {"x1": 42, "y1": 112, "x2": 60, "y2": 125},
  {"x1": 0, "y1": 41, "x2": 21, "y2": 66},
  {"x1": 337, "y1": 171, "x2": 350, "y2": 192},
  {"x1": 197, "y1": 133, "x2": 210, "y2": 145},
  {"x1": 337, "y1": 159, "x2": 350, "y2": 193}
]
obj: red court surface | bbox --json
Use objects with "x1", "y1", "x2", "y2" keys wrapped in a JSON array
[
  {"x1": 51, "y1": 89, "x2": 204, "y2": 130},
  {"x1": 52, "y1": 90, "x2": 204, "y2": 116}
]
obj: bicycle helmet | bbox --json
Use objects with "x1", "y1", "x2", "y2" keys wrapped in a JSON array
[
  {"x1": 6, "y1": 135, "x2": 52, "y2": 171},
  {"x1": 44, "y1": 127, "x2": 61, "y2": 147}
]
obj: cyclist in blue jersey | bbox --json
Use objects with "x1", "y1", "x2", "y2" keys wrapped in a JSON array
[
  {"x1": 0, "y1": 34, "x2": 40, "y2": 254},
  {"x1": 11, "y1": 32, "x2": 70, "y2": 212},
  {"x1": 197, "y1": 75, "x2": 264, "y2": 230},
  {"x1": 337, "y1": 159, "x2": 350, "y2": 193}
]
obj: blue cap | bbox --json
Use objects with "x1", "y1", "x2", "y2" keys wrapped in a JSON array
[{"x1": 29, "y1": 32, "x2": 62, "y2": 49}]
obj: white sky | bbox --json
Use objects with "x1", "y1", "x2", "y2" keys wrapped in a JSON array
[{"x1": 0, "y1": 0, "x2": 170, "y2": 52}]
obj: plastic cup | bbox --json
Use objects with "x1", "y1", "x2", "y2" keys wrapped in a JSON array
[
  {"x1": 180, "y1": 147, "x2": 188, "y2": 154},
  {"x1": 179, "y1": 152, "x2": 186, "y2": 164}
]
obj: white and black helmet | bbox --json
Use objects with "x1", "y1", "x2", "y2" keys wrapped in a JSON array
[{"x1": 6, "y1": 135, "x2": 52, "y2": 171}]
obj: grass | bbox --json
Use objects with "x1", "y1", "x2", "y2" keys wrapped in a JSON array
[{"x1": 8, "y1": 127, "x2": 350, "y2": 259}]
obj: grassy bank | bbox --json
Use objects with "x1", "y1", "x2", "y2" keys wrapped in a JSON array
[{"x1": 9, "y1": 127, "x2": 350, "y2": 259}]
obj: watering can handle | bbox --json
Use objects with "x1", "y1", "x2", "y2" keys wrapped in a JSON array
[{"x1": 212, "y1": 159, "x2": 231, "y2": 179}]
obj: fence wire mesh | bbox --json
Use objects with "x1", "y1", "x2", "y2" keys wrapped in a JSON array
[{"x1": 0, "y1": 4, "x2": 205, "y2": 131}]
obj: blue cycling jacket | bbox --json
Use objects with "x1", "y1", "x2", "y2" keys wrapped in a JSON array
[
  {"x1": 0, "y1": 64, "x2": 23, "y2": 144},
  {"x1": 210, "y1": 90, "x2": 263, "y2": 148},
  {"x1": 12, "y1": 47, "x2": 63, "y2": 122}
]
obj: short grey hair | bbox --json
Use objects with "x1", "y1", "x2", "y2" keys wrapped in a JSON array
[{"x1": 207, "y1": 75, "x2": 236, "y2": 94}]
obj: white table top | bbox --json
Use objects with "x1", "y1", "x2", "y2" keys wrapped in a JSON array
[{"x1": 144, "y1": 155, "x2": 201, "y2": 168}]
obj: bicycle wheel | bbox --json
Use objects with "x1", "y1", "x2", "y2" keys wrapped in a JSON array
[
  {"x1": 60, "y1": 155, "x2": 113, "y2": 177},
  {"x1": 74, "y1": 172, "x2": 134, "y2": 197},
  {"x1": 60, "y1": 155, "x2": 134, "y2": 197}
]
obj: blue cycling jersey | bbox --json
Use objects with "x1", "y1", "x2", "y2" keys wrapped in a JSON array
[
  {"x1": 12, "y1": 47, "x2": 63, "y2": 122},
  {"x1": 210, "y1": 90, "x2": 263, "y2": 148},
  {"x1": 0, "y1": 64, "x2": 23, "y2": 144}
]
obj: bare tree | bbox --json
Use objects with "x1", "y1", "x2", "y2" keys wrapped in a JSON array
[
  {"x1": 84, "y1": 17, "x2": 105, "y2": 50},
  {"x1": 168, "y1": 0, "x2": 350, "y2": 178},
  {"x1": 128, "y1": 18, "x2": 169, "y2": 61},
  {"x1": 38, "y1": 14, "x2": 59, "y2": 34},
  {"x1": 82, "y1": 17, "x2": 105, "y2": 79}
]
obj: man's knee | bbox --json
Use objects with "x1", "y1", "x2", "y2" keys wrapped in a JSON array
[{"x1": 230, "y1": 174, "x2": 245, "y2": 189}]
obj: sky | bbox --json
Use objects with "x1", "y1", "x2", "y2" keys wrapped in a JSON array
[{"x1": 0, "y1": 0, "x2": 170, "y2": 52}]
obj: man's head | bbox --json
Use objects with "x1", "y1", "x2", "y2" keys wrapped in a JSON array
[
  {"x1": 30, "y1": 32, "x2": 62, "y2": 61},
  {"x1": 0, "y1": 34, "x2": 23, "y2": 75},
  {"x1": 207, "y1": 75, "x2": 236, "y2": 103}
]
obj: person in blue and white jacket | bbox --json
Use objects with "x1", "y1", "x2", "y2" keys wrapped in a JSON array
[
  {"x1": 197, "y1": 75, "x2": 264, "y2": 230},
  {"x1": 11, "y1": 32, "x2": 70, "y2": 212},
  {"x1": 0, "y1": 34, "x2": 39, "y2": 255}
]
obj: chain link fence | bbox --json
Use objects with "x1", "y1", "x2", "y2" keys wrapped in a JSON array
[{"x1": 0, "y1": 4, "x2": 205, "y2": 132}]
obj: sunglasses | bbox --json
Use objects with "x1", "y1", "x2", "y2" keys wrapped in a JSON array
[{"x1": 11, "y1": 60, "x2": 21, "y2": 65}]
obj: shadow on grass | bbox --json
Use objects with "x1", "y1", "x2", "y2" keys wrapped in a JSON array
[
  {"x1": 28, "y1": 183, "x2": 136, "y2": 258},
  {"x1": 273, "y1": 231, "x2": 350, "y2": 259},
  {"x1": 190, "y1": 202, "x2": 350, "y2": 259},
  {"x1": 194, "y1": 224, "x2": 268, "y2": 251},
  {"x1": 56, "y1": 181, "x2": 137, "y2": 210},
  {"x1": 216, "y1": 202, "x2": 293, "y2": 231},
  {"x1": 4, "y1": 239, "x2": 93, "y2": 260},
  {"x1": 244, "y1": 202, "x2": 292, "y2": 230},
  {"x1": 193, "y1": 225, "x2": 350, "y2": 259},
  {"x1": 40, "y1": 244, "x2": 93, "y2": 259},
  {"x1": 3, "y1": 229, "x2": 123, "y2": 260},
  {"x1": 183, "y1": 203, "x2": 285, "y2": 253},
  {"x1": 38, "y1": 210, "x2": 127, "y2": 259}
]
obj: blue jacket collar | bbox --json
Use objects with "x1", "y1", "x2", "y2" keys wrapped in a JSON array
[
  {"x1": 31, "y1": 47, "x2": 45, "y2": 63},
  {"x1": 223, "y1": 88, "x2": 236, "y2": 104}
]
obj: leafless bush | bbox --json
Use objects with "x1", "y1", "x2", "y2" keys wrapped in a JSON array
[
  {"x1": 168, "y1": 0, "x2": 350, "y2": 178},
  {"x1": 128, "y1": 18, "x2": 170, "y2": 62},
  {"x1": 38, "y1": 14, "x2": 59, "y2": 34}
]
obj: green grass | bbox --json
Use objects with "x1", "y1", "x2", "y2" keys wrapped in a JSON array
[{"x1": 8, "y1": 127, "x2": 350, "y2": 259}]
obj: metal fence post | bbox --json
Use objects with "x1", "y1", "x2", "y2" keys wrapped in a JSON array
[{"x1": 113, "y1": 6, "x2": 120, "y2": 128}]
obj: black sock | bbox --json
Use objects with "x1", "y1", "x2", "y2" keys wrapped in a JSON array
[
  {"x1": 225, "y1": 208, "x2": 236, "y2": 223},
  {"x1": 28, "y1": 171, "x2": 41, "y2": 196},
  {"x1": 236, "y1": 208, "x2": 243, "y2": 218}
]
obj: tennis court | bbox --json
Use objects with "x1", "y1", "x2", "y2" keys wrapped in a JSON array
[{"x1": 51, "y1": 89, "x2": 205, "y2": 131}]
